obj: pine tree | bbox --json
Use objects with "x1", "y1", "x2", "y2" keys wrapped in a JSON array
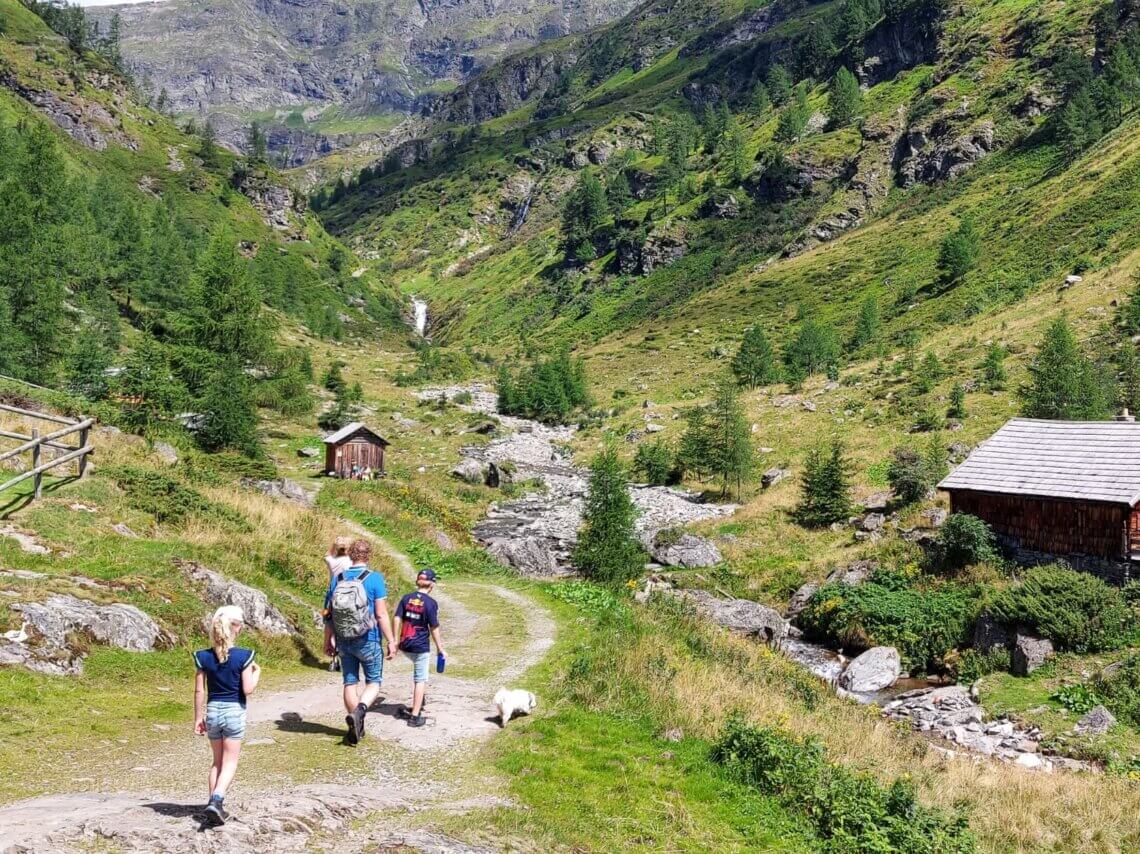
[
  {"x1": 1055, "y1": 88, "x2": 1101, "y2": 161},
  {"x1": 785, "y1": 319, "x2": 841, "y2": 379},
  {"x1": 915, "y1": 350, "x2": 944, "y2": 394},
  {"x1": 937, "y1": 215, "x2": 982, "y2": 282},
  {"x1": 562, "y1": 170, "x2": 608, "y2": 249},
  {"x1": 197, "y1": 358, "x2": 259, "y2": 455},
  {"x1": 633, "y1": 438, "x2": 677, "y2": 486},
  {"x1": 722, "y1": 114, "x2": 749, "y2": 184},
  {"x1": 947, "y1": 383, "x2": 967, "y2": 419},
  {"x1": 198, "y1": 119, "x2": 220, "y2": 169},
  {"x1": 981, "y1": 343, "x2": 1007, "y2": 390},
  {"x1": 186, "y1": 234, "x2": 270, "y2": 364},
  {"x1": 850, "y1": 294, "x2": 881, "y2": 350},
  {"x1": 1118, "y1": 340, "x2": 1140, "y2": 416},
  {"x1": 751, "y1": 81, "x2": 771, "y2": 116},
  {"x1": 731, "y1": 326, "x2": 780, "y2": 388},
  {"x1": 796, "y1": 440, "x2": 853, "y2": 527},
  {"x1": 248, "y1": 121, "x2": 268, "y2": 163},
  {"x1": 704, "y1": 374, "x2": 755, "y2": 497},
  {"x1": 66, "y1": 322, "x2": 113, "y2": 401},
  {"x1": 607, "y1": 170, "x2": 632, "y2": 216},
  {"x1": 572, "y1": 446, "x2": 644, "y2": 583},
  {"x1": 766, "y1": 65, "x2": 793, "y2": 106},
  {"x1": 117, "y1": 338, "x2": 186, "y2": 433},
  {"x1": 1022, "y1": 317, "x2": 1111, "y2": 420},
  {"x1": 827, "y1": 67, "x2": 862, "y2": 127}
]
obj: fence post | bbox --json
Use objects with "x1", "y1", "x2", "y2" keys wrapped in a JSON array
[
  {"x1": 31, "y1": 429, "x2": 42, "y2": 499},
  {"x1": 78, "y1": 425, "x2": 90, "y2": 478}
]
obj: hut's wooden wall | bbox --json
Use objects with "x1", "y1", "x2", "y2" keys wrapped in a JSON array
[
  {"x1": 948, "y1": 490, "x2": 1129, "y2": 560},
  {"x1": 325, "y1": 434, "x2": 386, "y2": 477}
]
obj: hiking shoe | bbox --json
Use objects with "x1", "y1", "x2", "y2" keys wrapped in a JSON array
[
  {"x1": 204, "y1": 799, "x2": 226, "y2": 827},
  {"x1": 407, "y1": 714, "x2": 427, "y2": 728},
  {"x1": 352, "y1": 703, "x2": 368, "y2": 741},
  {"x1": 345, "y1": 713, "x2": 359, "y2": 745}
]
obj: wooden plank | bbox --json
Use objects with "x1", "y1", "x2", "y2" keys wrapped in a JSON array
[
  {"x1": 78, "y1": 426, "x2": 89, "y2": 478},
  {"x1": 0, "y1": 445, "x2": 95, "y2": 494},
  {"x1": 31, "y1": 429, "x2": 41, "y2": 499},
  {"x1": 0, "y1": 428, "x2": 78, "y2": 453},
  {"x1": 0, "y1": 403, "x2": 77, "y2": 426},
  {"x1": 0, "y1": 418, "x2": 94, "y2": 465}
]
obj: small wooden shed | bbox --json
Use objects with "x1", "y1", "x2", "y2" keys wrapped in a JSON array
[
  {"x1": 939, "y1": 417, "x2": 1140, "y2": 582},
  {"x1": 323, "y1": 422, "x2": 389, "y2": 478}
]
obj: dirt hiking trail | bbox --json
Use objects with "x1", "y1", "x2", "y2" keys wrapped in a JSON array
[{"x1": 0, "y1": 528, "x2": 555, "y2": 853}]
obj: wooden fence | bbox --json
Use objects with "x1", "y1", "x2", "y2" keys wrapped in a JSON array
[{"x1": 0, "y1": 404, "x2": 94, "y2": 500}]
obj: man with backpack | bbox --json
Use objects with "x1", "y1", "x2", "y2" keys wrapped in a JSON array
[{"x1": 322, "y1": 539, "x2": 395, "y2": 744}]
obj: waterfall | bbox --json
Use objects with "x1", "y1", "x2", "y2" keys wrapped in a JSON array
[
  {"x1": 508, "y1": 191, "x2": 533, "y2": 234},
  {"x1": 412, "y1": 297, "x2": 428, "y2": 337}
]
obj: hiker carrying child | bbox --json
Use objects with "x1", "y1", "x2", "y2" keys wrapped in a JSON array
[
  {"x1": 393, "y1": 568, "x2": 447, "y2": 728},
  {"x1": 323, "y1": 536, "x2": 353, "y2": 672},
  {"x1": 193, "y1": 605, "x2": 261, "y2": 827},
  {"x1": 323, "y1": 539, "x2": 395, "y2": 744}
]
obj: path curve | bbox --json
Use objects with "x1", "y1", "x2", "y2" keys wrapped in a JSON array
[{"x1": 0, "y1": 529, "x2": 554, "y2": 853}]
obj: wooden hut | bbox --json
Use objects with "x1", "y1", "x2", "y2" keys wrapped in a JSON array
[
  {"x1": 323, "y1": 422, "x2": 389, "y2": 479},
  {"x1": 938, "y1": 417, "x2": 1140, "y2": 583}
]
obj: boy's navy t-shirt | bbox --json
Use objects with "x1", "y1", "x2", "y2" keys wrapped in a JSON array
[
  {"x1": 324, "y1": 565, "x2": 388, "y2": 644},
  {"x1": 193, "y1": 647, "x2": 256, "y2": 706},
  {"x1": 395, "y1": 590, "x2": 439, "y2": 654}
]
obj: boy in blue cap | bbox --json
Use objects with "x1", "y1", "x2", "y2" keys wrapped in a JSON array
[{"x1": 393, "y1": 568, "x2": 447, "y2": 728}]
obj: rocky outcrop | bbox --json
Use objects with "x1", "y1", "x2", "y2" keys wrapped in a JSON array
[
  {"x1": 973, "y1": 611, "x2": 1013, "y2": 657},
  {"x1": 639, "y1": 228, "x2": 687, "y2": 274},
  {"x1": 838, "y1": 646, "x2": 900, "y2": 693},
  {"x1": 680, "y1": 590, "x2": 787, "y2": 645},
  {"x1": 855, "y1": 6, "x2": 941, "y2": 88},
  {"x1": 243, "y1": 478, "x2": 314, "y2": 507},
  {"x1": 1, "y1": 74, "x2": 138, "y2": 152},
  {"x1": 4, "y1": 595, "x2": 173, "y2": 675},
  {"x1": 487, "y1": 537, "x2": 566, "y2": 578},
  {"x1": 233, "y1": 169, "x2": 306, "y2": 234},
  {"x1": 895, "y1": 120, "x2": 996, "y2": 187},
  {"x1": 761, "y1": 468, "x2": 791, "y2": 488},
  {"x1": 175, "y1": 559, "x2": 294, "y2": 636}
]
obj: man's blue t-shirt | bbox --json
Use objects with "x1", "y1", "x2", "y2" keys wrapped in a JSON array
[
  {"x1": 193, "y1": 647, "x2": 255, "y2": 706},
  {"x1": 325, "y1": 565, "x2": 388, "y2": 644},
  {"x1": 395, "y1": 591, "x2": 439, "y2": 654}
]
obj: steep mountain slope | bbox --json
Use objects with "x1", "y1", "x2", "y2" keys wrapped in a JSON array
[
  {"x1": 319, "y1": 0, "x2": 1136, "y2": 359},
  {"x1": 95, "y1": 0, "x2": 637, "y2": 166}
]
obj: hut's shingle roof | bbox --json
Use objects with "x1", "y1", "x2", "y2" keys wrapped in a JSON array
[
  {"x1": 322, "y1": 422, "x2": 389, "y2": 446},
  {"x1": 939, "y1": 418, "x2": 1140, "y2": 505}
]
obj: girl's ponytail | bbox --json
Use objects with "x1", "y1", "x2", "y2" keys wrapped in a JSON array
[{"x1": 209, "y1": 605, "x2": 244, "y2": 663}]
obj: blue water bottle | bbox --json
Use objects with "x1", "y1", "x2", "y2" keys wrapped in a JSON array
[{"x1": 436, "y1": 652, "x2": 446, "y2": 673}]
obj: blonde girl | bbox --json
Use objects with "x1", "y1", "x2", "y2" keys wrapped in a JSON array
[
  {"x1": 325, "y1": 536, "x2": 353, "y2": 579},
  {"x1": 193, "y1": 605, "x2": 261, "y2": 826}
]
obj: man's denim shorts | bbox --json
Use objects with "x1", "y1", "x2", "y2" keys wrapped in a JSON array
[
  {"x1": 206, "y1": 700, "x2": 246, "y2": 741},
  {"x1": 339, "y1": 636, "x2": 384, "y2": 686},
  {"x1": 404, "y1": 651, "x2": 430, "y2": 684}
]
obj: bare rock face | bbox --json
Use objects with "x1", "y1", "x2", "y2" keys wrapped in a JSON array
[
  {"x1": 650, "y1": 533, "x2": 722, "y2": 569},
  {"x1": 896, "y1": 120, "x2": 996, "y2": 186},
  {"x1": 0, "y1": 74, "x2": 138, "y2": 152},
  {"x1": 234, "y1": 169, "x2": 306, "y2": 235},
  {"x1": 7, "y1": 595, "x2": 173, "y2": 675},
  {"x1": 243, "y1": 478, "x2": 314, "y2": 507},
  {"x1": 1012, "y1": 632, "x2": 1053, "y2": 676},
  {"x1": 639, "y1": 229, "x2": 687, "y2": 274},
  {"x1": 175, "y1": 559, "x2": 294, "y2": 636},
  {"x1": 838, "y1": 646, "x2": 900, "y2": 693},
  {"x1": 680, "y1": 590, "x2": 787, "y2": 645}
]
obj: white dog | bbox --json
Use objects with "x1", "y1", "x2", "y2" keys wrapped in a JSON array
[{"x1": 493, "y1": 687, "x2": 537, "y2": 727}]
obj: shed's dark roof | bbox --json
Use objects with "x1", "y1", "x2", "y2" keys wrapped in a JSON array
[
  {"x1": 939, "y1": 418, "x2": 1140, "y2": 505},
  {"x1": 322, "y1": 422, "x2": 390, "y2": 446}
]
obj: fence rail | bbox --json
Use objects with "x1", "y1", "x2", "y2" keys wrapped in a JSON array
[{"x1": 0, "y1": 403, "x2": 95, "y2": 500}]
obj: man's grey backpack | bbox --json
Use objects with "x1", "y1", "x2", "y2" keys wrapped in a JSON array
[{"x1": 330, "y1": 570, "x2": 376, "y2": 639}]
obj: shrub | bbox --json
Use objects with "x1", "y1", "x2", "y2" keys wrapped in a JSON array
[
  {"x1": 989, "y1": 564, "x2": 1134, "y2": 652},
  {"x1": 713, "y1": 717, "x2": 975, "y2": 852},
  {"x1": 497, "y1": 348, "x2": 589, "y2": 425},
  {"x1": 798, "y1": 573, "x2": 982, "y2": 672},
  {"x1": 887, "y1": 436, "x2": 946, "y2": 504},
  {"x1": 937, "y1": 514, "x2": 998, "y2": 570},
  {"x1": 1051, "y1": 683, "x2": 1102, "y2": 715},
  {"x1": 102, "y1": 464, "x2": 249, "y2": 529},
  {"x1": 633, "y1": 438, "x2": 678, "y2": 485},
  {"x1": 1094, "y1": 655, "x2": 1140, "y2": 727}
]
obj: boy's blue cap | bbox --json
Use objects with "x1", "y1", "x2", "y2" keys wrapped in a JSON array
[{"x1": 417, "y1": 568, "x2": 438, "y2": 582}]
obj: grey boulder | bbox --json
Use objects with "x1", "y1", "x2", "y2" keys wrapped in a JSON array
[
  {"x1": 1074, "y1": 705, "x2": 1115, "y2": 736},
  {"x1": 651, "y1": 534, "x2": 722, "y2": 569},
  {"x1": 680, "y1": 590, "x2": 787, "y2": 645},
  {"x1": 450, "y1": 459, "x2": 486, "y2": 485},
  {"x1": 838, "y1": 646, "x2": 901, "y2": 693},
  {"x1": 1012, "y1": 632, "x2": 1053, "y2": 676},
  {"x1": 487, "y1": 537, "x2": 565, "y2": 577},
  {"x1": 176, "y1": 559, "x2": 294, "y2": 636},
  {"x1": 244, "y1": 478, "x2": 314, "y2": 507}
]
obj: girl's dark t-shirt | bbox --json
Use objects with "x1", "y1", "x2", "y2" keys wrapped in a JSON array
[{"x1": 193, "y1": 647, "x2": 256, "y2": 706}]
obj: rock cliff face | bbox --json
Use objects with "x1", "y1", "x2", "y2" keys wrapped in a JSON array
[{"x1": 97, "y1": 0, "x2": 634, "y2": 160}]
